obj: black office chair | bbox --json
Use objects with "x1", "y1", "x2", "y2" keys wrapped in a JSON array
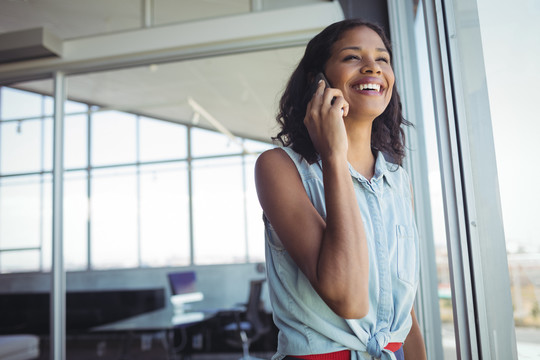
[{"x1": 222, "y1": 279, "x2": 270, "y2": 360}]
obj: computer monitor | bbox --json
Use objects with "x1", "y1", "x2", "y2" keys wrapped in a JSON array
[{"x1": 167, "y1": 271, "x2": 204, "y2": 314}]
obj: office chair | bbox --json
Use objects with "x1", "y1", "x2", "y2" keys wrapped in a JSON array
[{"x1": 222, "y1": 279, "x2": 270, "y2": 360}]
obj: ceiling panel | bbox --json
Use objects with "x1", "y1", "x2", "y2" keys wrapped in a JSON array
[{"x1": 15, "y1": 46, "x2": 305, "y2": 142}]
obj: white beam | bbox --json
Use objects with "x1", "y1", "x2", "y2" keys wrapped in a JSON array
[
  {"x1": 0, "y1": 2, "x2": 344, "y2": 84},
  {"x1": 187, "y1": 97, "x2": 253, "y2": 155},
  {"x1": 51, "y1": 71, "x2": 66, "y2": 360}
]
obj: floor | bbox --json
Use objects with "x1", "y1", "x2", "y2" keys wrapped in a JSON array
[{"x1": 37, "y1": 334, "x2": 276, "y2": 360}]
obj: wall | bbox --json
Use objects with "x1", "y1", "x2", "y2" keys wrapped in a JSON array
[{"x1": 0, "y1": 262, "x2": 270, "y2": 314}]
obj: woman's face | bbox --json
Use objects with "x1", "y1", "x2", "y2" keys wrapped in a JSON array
[{"x1": 324, "y1": 26, "x2": 395, "y2": 120}]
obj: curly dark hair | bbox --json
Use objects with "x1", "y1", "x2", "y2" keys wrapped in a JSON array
[{"x1": 273, "y1": 19, "x2": 411, "y2": 165}]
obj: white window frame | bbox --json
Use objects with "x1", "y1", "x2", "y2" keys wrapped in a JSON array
[{"x1": 415, "y1": 0, "x2": 517, "y2": 358}]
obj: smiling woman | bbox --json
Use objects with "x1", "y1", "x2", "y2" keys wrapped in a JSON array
[
  {"x1": 255, "y1": 19, "x2": 426, "y2": 360},
  {"x1": 323, "y1": 27, "x2": 394, "y2": 122}
]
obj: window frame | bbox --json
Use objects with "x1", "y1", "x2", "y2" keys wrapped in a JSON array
[{"x1": 416, "y1": 0, "x2": 517, "y2": 358}]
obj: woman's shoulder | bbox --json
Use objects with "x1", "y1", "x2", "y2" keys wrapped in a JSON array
[
  {"x1": 256, "y1": 147, "x2": 289, "y2": 168},
  {"x1": 256, "y1": 147, "x2": 320, "y2": 184},
  {"x1": 255, "y1": 148, "x2": 298, "y2": 179},
  {"x1": 256, "y1": 147, "x2": 305, "y2": 169}
]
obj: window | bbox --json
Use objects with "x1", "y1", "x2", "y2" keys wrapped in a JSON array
[
  {"x1": 244, "y1": 153, "x2": 268, "y2": 262},
  {"x1": 477, "y1": 0, "x2": 540, "y2": 354},
  {"x1": 139, "y1": 162, "x2": 190, "y2": 267},
  {"x1": 192, "y1": 156, "x2": 247, "y2": 264},
  {"x1": 191, "y1": 127, "x2": 244, "y2": 158},
  {"x1": 91, "y1": 110, "x2": 137, "y2": 167},
  {"x1": 417, "y1": 0, "x2": 524, "y2": 357},
  {"x1": 91, "y1": 166, "x2": 139, "y2": 269},
  {"x1": 414, "y1": 3, "x2": 456, "y2": 358},
  {"x1": 64, "y1": 171, "x2": 88, "y2": 271},
  {"x1": 0, "y1": 118, "x2": 47, "y2": 175},
  {"x1": 0, "y1": 174, "x2": 51, "y2": 273},
  {"x1": 1, "y1": 87, "x2": 43, "y2": 120},
  {"x1": 64, "y1": 114, "x2": 88, "y2": 170},
  {"x1": 139, "y1": 117, "x2": 187, "y2": 162},
  {"x1": 0, "y1": 86, "x2": 271, "y2": 273}
]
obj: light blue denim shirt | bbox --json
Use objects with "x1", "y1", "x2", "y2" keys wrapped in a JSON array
[{"x1": 264, "y1": 147, "x2": 419, "y2": 360}]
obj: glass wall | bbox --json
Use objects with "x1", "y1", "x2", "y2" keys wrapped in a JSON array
[
  {"x1": 476, "y1": 0, "x2": 540, "y2": 355},
  {"x1": 0, "y1": 86, "x2": 53, "y2": 273},
  {"x1": 413, "y1": 3, "x2": 456, "y2": 357},
  {"x1": 0, "y1": 86, "x2": 272, "y2": 273}
]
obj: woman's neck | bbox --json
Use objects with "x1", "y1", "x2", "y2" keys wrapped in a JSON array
[{"x1": 345, "y1": 118, "x2": 376, "y2": 179}]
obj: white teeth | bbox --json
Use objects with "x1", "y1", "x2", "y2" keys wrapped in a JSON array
[{"x1": 354, "y1": 83, "x2": 381, "y2": 92}]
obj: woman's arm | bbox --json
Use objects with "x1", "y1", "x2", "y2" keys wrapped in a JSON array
[
  {"x1": 254, "y1": 82, "x2": 369, "y2": 319},
  {"x1": 403, "y1": 307, "x2": 427, "y2": 359}
]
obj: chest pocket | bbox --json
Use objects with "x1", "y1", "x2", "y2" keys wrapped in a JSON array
[{"x1": 396, "y1": 225, "x2": 416, "y2": 286}]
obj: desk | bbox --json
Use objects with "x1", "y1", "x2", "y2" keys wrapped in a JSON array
[
  {"x1": 90, "y1": 308, "x2": 215, "y2": 359},
  {"x1": 92, "y1": 309, "x2": 210, "y2": 332}
]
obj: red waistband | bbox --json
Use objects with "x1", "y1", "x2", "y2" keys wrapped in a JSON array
[
  {"x1": 292, "y1": 343, "x2": 402, "y2": 360},
  {"x1": 384, "y1": 342, "x2": 403, "y2": 352}
]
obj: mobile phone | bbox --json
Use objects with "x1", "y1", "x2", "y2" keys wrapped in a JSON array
[
  {"x1": 307, "y1": 72, "x2": 339, "y2": 108},
  {"x1": 307, "y1": 72, "x2": 331, "y2": 99}
]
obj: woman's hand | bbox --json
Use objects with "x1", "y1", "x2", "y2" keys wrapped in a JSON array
[{"x1": 304, "y1": 80, "x2": 350, "y2": 162}]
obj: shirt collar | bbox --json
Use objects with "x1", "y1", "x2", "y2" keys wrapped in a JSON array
[
  {"x1": 344, "y1": 151, "x2": 397, "y2": 188},
  {"x1": 374, "y1": 151, "x2": 397, "y2": 188}
]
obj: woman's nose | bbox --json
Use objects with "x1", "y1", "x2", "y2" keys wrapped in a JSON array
[{"x1": 360, "y1": 59, "x2": 381, "y2": 74}]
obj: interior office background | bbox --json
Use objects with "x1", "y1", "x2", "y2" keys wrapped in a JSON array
[{"x1": 0, "y1": 0, "x2": 539, "y2": 359}]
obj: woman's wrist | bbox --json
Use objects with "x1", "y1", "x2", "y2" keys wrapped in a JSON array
[{"x1": 319, "y1": 150, "x2": 348, "y2": 168}]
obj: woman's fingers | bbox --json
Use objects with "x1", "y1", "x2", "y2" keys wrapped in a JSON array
[
  {"x1": 305, "y1": 85, "x2": 348, "y2": 128},
  {"x1": 320, "y1": 88, "x2": 347, "y2": 119},
  {"x1": 304, "y1": 85, "x2": 349, "y2": 159},
  {"x1": 331, "y1": 95, "x2": 349, "y2": 118},
  {"x1": 305, "y1": 80, "x2": 325, "y2": 121}
]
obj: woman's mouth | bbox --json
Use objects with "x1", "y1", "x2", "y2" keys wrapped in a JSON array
[{"x1": 352, "y1": 83, "x2": 382, "y2": 93}]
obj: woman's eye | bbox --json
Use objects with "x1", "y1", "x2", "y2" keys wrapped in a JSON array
[
  {"x1": 377, "y1": 57, "x2": 390, "y2": 63},
  {"x1": 343, "y1": 55, "x2": 360, "y2": 61}
]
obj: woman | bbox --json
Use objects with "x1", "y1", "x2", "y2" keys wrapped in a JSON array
[{"x1": 255, "y1": 19, "x2": 427, "y2": 360}]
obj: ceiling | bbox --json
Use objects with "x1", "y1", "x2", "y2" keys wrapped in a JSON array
[
  {"x1": 0, "y1": 0, "x2": 337, "y2": 142},
  {"x1": 14, "y1": 47, "x2": 305, "y2": 142},
  {"x1": 0, "y1": 0, "x2": 324, "y2": 39}
]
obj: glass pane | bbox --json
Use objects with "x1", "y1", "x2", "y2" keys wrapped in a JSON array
[
  {"x1": 65, "y1": 114, "x2": 88, "y2": 170},
  {"x1": 0, "y1": 119, "x2": 43, "y2": 174},
  {"x1": 43, "y1": 117, "x2": 53, "y2": 172},
  {"x1": 91, "y1": 110, "x2": 137, "y2": 166},
  {"x1": 139, "y1": 162, "x2": 190, "y2": 267},
  {"x1": 0, "y1": 175, "x2": 45, "y2": 250},
  {"x1": 90, "y1": 166, "x2": 138, "y2": 269},
  {"x1": 64, "y1": 171, "x2": 88, "y2": 271},
  {"x1": 245, "y1": 155, "x2": 265, "y2": 262},
  {"x1": 44, "y1": 97, "x2": 88, "y2": 116},
  {"x1": 41, "y1": 174, "x2": 52, "y2": 272},
  {"x1": 191, "y1": 127, "x2": 243, "y2": 158},
  {"x1": 243, "y1": 138, "x2": 274, "y2": 154},
  {"x1": 414, "y1": 3, "x2": 457, "y2": 359},
  {"x1": 0, "y1": 250, "x2": 40, "y2": 273},
  {"x1": 476, "y1": 0, "x2": 540, "y2": 356},
  {"x1": 44, "y1": 97, "x2": 54, "y2": 117},
  {"x1": 192, "y1": 156, "x2": 246, "y2": 264},
  {"x1": 0, "y1": 87, "x2": 43, "y2": 120},
  {"x1": 139, "y1": 117, "x2": 187, "y2": 162},
  {"x1": 65, "y1": 100, "x2": 88, "y2": 114}
]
